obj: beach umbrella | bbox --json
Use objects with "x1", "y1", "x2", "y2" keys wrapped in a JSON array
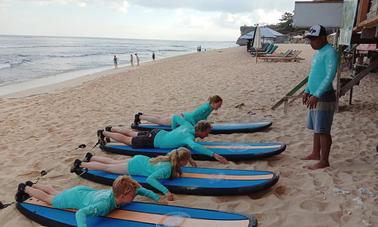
[{"x1": 253, "y1": 24, "x2": 262, "y2": 63}]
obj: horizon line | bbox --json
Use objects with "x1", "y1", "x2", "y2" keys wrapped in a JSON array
[{"x1": 0, "y1": 33, "x2": 235, "y2": 43}]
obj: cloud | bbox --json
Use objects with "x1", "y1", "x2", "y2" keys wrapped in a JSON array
[
  {"x1": 128, "y1": 0, "x2": 295, "y2": 14},
  {"x1": 16, "y1": 0, "x2": 90, "y2": 7},
  {"x1": 110, "y1": 0, "x2": 129, "y2": 13},
  {"x1": 17, "y1": 0, "x2": 296, "y2": 14}
]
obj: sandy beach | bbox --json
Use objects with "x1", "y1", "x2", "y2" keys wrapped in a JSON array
[{"x1": 0, "y1": 44, "x2": 377, "y2": 226}]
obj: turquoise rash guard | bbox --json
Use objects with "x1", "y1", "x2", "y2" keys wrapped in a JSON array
[
  {"x1": 171, "y1": 102, "x2": 213, "y2": 128},
  {"x1": 128, "y1": 155, "x2": 172, "y2": 195},
  {"x1": 154, "y1": 119, "x2": 214, "y2": 157},
  {"x1": 305, "y1": 43, "x2": 339, "y2": 98},
  {"x1": 51, "y1": 185, "x2": 159, "y2": 227}
]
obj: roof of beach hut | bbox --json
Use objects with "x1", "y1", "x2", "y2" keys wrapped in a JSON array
[{"x1": 240, "y1": 27, "x2": 285, "y2": 40}]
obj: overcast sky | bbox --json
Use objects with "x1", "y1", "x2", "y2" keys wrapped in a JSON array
[{"x1": 0, "y1": 0, "x2": 308, "y2": 41}]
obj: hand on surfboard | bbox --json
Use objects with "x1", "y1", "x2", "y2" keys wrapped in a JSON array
[
  {"x1": 158, "y1": 197, "x2": 169, "y2": 204},
  {"x1": 189, "y1": 159, "x2": 198, "y2": 167},
  {"x1": 213, "y1": 153, "x2": 229, "y2": 164},
  {"x1": 166, "y1": 192, "x2": 174, "y2": 201}
]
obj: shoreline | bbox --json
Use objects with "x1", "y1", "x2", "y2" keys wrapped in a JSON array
[{"x1": 0, "y1": 48, "x2": 225, "y2": 99}]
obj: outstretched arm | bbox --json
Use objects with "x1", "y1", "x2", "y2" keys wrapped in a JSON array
[
  {"x1": 146, "y1": 168, "x2": 171, "y2": 196},
  {"x1": 75, "y1": 202, "x2": 109, "y2": 227},
  {"x1": 186, "y1": 140, "x2": 229, "y2": 164},
  {"x1": 136, "y1": 187, "x2": 160, "y2": 202}
]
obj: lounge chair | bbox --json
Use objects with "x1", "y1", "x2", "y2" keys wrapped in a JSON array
[
  {"x1": 249, "y1": 43, "x2": 270, "y2": 53},
  {"x1": 257, "y1": 45, "x2": 278, "y2": 56},
  {"x1": 258, "y1": 50, "x2": 304, "y2": 62},
  {"x1": 251, "y1": 43, "x2": 275, "y2": 56},
  {"x1": 264, "y1": 49, "x2": 293, "y2": 57}
]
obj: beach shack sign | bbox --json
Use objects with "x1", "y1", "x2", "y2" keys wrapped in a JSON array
[{"x1": 293, "y1": 1, "x2": 343, "y2": 28}]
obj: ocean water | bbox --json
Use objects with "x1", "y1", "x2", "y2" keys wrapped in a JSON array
[{"x1": 0, "y1": 35, "x2": 235, "y2": 89}]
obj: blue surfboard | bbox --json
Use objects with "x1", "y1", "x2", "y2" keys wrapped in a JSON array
[
  {"x1": 101, "y1": 142, "x2": 286, "y2": 161},
  {"x1": 131, "y1": 121, "x2": 272, "y2": 134},
  {"x1": 74, "y1": 167, "x2": 279, "y2": 196},
  {"x1": 17, "y1": 198, "x2": 257, "y2": 227}
]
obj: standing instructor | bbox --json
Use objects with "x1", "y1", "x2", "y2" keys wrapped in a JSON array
[{"x1": 302, "y1": 25, "x2": 339, "y2": 170}]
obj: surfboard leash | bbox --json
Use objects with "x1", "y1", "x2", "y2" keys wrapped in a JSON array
[{"x1": 0, "y1": 144, "x2": 92, "y2": 210}]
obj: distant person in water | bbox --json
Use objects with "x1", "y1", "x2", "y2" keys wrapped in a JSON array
[
  {"x1": 98, "y1": 120, "x2": 229, "y2": 164},
  {"x1": 135, "y1": 53, "x2": 140, "y2": 66},
  {"x1": 113, "y1": 55, "x2": 118, "y2": 68},
  {"x1": 134, "y1": 95, "x2": 223, "y2": 129},
  {"x1": 130, "y1": 54, "x2": 134, "y2": 66},
  {"x1": 152, "y1": 52, "x2": 155, "y2": 61}
]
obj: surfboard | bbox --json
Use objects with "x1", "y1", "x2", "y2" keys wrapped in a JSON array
[
  {"x1": 131, "y1": 121, "x2": 272, "y2": 134},
  {"x1": 101, "y1": 142, "x2": 286, "y2": 161},
  {"x1": 17, "y1": 198, "x2": 257, "y2": 227},
  {"x1": 74, "y1": 167, "x2": 279, "y2": 196}
]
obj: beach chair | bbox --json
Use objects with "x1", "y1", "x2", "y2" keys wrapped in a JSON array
[
  {"x1": 251, "y1": 43, "x2": 274, "y2": 56},
  {"x1": 249, "y1": 43, "x2": 270, "y2": 53},
  {"x1": 257, "y1": 45, "x2": 279, "y2": 56},
  {"x1": 267, "y1": 49, "x2": 293, "y2": 57},
  {"x1": 258, "y1": 50, "x2": 304, "y2": 62}
]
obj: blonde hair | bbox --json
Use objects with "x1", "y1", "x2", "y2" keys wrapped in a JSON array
[
  {"x1": 150, "y1": 147, "x2": 192, "y2": 178},
  {"x1": 208, "y1": 95, "x2": 222, "y2": 105},
  {"x1": 112, "y1": 176, "x2": 140, "y2": 198},
  {"x1": 195, "y1": 120, "x2": 212, "y2": 132}
]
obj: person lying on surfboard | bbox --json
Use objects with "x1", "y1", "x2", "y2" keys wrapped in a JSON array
[
  {"x1": 16, "y1": 176, "x2": 166, "y2": 227},
  {"x1": 98, "y1": 119, "x2": 229, "y2": 164},
  {"x1": 134, "y1": 95, "x2": 223, "y2": 128},
  {"x1": 72, "y1": 147, "x2": 194, "y2": 201}
]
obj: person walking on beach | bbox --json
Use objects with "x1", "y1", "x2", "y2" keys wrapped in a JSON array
[
  {"x1": 302, "y1": 25, "x2": 339, "y2": 170},
  {"x1": 98, "y1": 120, "x2": 229, "y2": 164},
  {"x1": 152, "y1": 52, "x2": 155, "y2": 61},
  {"x1": 130, "y1": 54, "x2": 134, "y2": 66},
  {"x1": 113, "y1": 55, "x2": 118, "y2": 68},
  {"x1": 135, "y1": 53, "x2": 140, "y2": 66}
]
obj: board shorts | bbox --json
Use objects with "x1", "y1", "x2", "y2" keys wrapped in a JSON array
[
  {"x1": 131, "y1": 129, "x2": 160, "y2": 148},
  {"x1": 307, "y1": 90, "x2": 336, "y2": 134}
]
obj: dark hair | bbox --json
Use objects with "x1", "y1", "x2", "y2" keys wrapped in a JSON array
[
  {"x1": 208, "y1": 95, "x2": 222, "y2": 104},
  {"x1": 195, "y1": 120, "x2": 212, "y2": 132}
]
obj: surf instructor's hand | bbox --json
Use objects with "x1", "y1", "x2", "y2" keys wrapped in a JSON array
[
  {"x1": 306, "y1": 96, "x2": 318, "y2": 109},
  {"x1": 213, "y1": 153, "x2": 229, "y2": 164},
  {"x1": 302, "y1": 92, "x2": 310, "y2": 105}
]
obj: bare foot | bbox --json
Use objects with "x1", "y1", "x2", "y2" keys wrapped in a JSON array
[
  {"x1": 301, "y1": 154, "x2": 320, "y2": 160},
  {"x1": 306, "y1": 162, "x2": 330, "y2": 170}
]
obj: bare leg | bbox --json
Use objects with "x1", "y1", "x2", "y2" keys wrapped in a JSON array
[
  {"x1": 110, "y1": 127, "x2": 139, "y2": 137},
  {"x1": 90, "y1": 155, "x2": 131, "y2": 164},
  {"x1": 302, "y1": 133, "x2": 321, "y2": 160},
  {"x1": 140, "y1": 114, "x2": 172, "y2": 126},
  {"x1": 80, "y1": 162, "x2": 129, "y2": 174},
  {"x1": 25, "y1": 186, "x2": 56, "y2": 204},
  {"x1": 308, "y1": 134, "x2": 331, "y2": 170},
  {"x1": 32, "y1": 184, "x2": 59, "y2": 195},
  {"x1": 103, "y1": 131, "x2": 133, "y2": 145}
]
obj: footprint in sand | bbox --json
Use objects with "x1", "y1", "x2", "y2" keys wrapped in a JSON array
[
  {"x1": 299, "y1": 199, "x2": 328, "y2": 212},
  {"x1": 273, "y1": 185, "x2": 287, "y2": 198}
]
